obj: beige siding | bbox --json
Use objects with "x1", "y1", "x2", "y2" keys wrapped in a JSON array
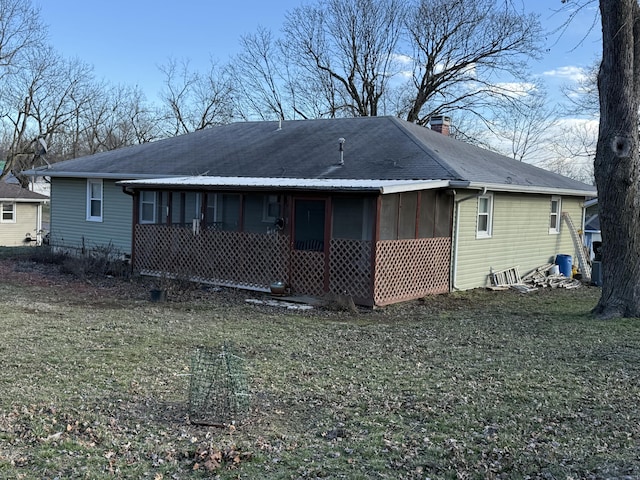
[
  {"x1": 50, "y1": 178, "x2": 133, "y2": 254},
  {"x1": 453, "y1": 191, "x2": 585, "y2": 290},
  {"x1": 0, "y1": 203, "x2": 41, "y2": 246}
]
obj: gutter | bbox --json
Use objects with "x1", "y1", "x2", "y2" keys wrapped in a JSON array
[
  {"x1": 464, "y1": 181, "x2": 596, "y2": 197},
  {"x1": 451, "y1": 185, "x2": 487, "y2": 291}
]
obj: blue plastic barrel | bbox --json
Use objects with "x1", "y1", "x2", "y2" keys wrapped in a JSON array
[{"x1": 555, "y1": 254, "x2": 572, "y2": 277}]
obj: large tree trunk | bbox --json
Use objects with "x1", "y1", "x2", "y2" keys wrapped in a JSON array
[{"x1": 592, "y1": 0, "x2": 640, "y2": 318}]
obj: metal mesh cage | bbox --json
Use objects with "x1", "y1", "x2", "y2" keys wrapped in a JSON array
[{"x1": 188, "y1": 344, "x2": 250, "y2": 425}]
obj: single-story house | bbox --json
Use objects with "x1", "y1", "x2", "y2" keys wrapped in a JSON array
[
  {"x1": 25, "y1": 116, "x2": 596, "y2": 306},
  {"x1": 0, "y1": 183, "x2": 48, "y2": 246}
]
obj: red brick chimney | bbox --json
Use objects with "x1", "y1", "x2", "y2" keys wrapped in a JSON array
[{"x1": 429, "y1": 115, "x2": 451, "y2": 136}]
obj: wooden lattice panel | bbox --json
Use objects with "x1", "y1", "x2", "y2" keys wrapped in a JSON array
[
  {"x1": 290, "y1": 250, "x2": 325, "y2": 296},
  {"x1": 329, "y1": 239, "x2": 372, "y2": 300},
  {"x1": 374, "y1": 237, "x2": 451, "y2": 306},
  {"x1": 134, "y1": 225, "x2": 289, "y2": 289}
]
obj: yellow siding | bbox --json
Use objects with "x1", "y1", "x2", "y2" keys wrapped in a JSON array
[
  {"x1": 0, "y1": 203, "x2": 41, "y2": 247},
  {"x1": 453, "y1": 191, "x2": 585, "y2": 290}
]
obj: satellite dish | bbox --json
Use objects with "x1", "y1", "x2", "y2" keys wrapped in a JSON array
[{"x1": 38, "y1": 137, "x2": 48, "y2": 154}]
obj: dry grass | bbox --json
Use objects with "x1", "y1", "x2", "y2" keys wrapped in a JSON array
[{"x1": 0, "y1": 249, "x2": 639, "y2": 479}]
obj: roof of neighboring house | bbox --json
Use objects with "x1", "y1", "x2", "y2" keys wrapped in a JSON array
[
  {"x1": 26, "y1": 116, "x2": 597, "y2": 196},
  {"x1": 0, "y1": 182, "x2": 49, "y2": 202}
]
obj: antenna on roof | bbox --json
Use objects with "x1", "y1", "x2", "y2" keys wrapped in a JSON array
[
  {"x1": 35, "y1": 137, "x2": 51, "y2": 168},
  {"x1": 338, "y1": 138, "x2": 345, "y2": 165}
]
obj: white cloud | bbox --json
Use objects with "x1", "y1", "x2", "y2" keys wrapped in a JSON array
[{"x1": 543, "y1": 66, "x2": 588, "y2": 83}]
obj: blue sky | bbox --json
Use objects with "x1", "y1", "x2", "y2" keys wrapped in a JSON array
[{"x1": 36, "y1": 0, "x2": 601, "y2": 106}]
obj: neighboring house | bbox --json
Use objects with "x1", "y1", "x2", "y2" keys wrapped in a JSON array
[
  {"x1": 0, "y1": 183, "x2": 48, "y2": 246},
  {"x1": 24, "y1": 116, "x2": 596, "y2": 306}
]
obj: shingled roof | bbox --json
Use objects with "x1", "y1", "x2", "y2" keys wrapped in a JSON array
[
  {"x1": 30, "y1": 116, "x2": 595, "y2": 195},
  {"x1": 0, "y1": 182, "x2": 48, "y2": 201}
]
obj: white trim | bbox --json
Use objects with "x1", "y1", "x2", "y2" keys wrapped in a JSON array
[
  {"x1": 0, "y1": 202, "x2": 16, "y2": 223},
  {"x1": 86, "y1": 179, "x2": 103, "y2": 222},
  {"x1": 549, "y1": 196, "x2": 561, "y2": 234},
  {"x1": 476, "y1": 194, "x2": 493, "y2": 239},
  {"x1": 464, "y1": 181, "x2": 595, "y2": 197},
  {"x1": 118, "y1": 176, "x2": 451, "y2": 194}
]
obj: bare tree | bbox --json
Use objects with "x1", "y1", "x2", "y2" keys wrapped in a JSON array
[
  {"x1": 0, "y1": 0, "x2": 45, "y2": 79},
  {"x1": 543, "y1": 119, "x2": 597, "y2": 183},
  {"x1": 76, "y1": 83, "x2": 160, "y2": 156},
  {"x1": 158, "y1": 58, "x2": 234, "y2": 135},
  {"x1": 592, "y1": 0, "x2": 640, "y2": 318},
  {"x1": 402, "y1": 0, "x2": 543, "y2": 125},
  {"x1": 229, "y1": 27, "x2": 290, "y2": 121},
  {"x1": 0, "y1": 45, "x2": 96, "y2": 186},
  {"x1": 282, "y1": 0, "x2": 405, "y2": 118},
  {"x1": 487, "y1": 82, "x2": 560, "y2": 162}
]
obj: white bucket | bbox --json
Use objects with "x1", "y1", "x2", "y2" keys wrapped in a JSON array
[{"x1": 549, "y1": 265, "x2": 560, "y2": 275}]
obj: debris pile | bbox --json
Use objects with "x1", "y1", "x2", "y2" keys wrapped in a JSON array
[
  {"x1": 521, "y1": 263, "x2": 582, "y2": 289},
  {"x1": 489, "y1": 264, "x2": 582, "y2": 293}
]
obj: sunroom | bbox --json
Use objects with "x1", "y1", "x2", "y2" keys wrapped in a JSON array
[{"x1": 119, "y1": 177, "x2": 454, "y2": 307}]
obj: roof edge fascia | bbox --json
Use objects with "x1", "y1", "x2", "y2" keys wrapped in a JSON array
[{"x1": 466, "y1": 181, "x2": 597, "y2": 197}]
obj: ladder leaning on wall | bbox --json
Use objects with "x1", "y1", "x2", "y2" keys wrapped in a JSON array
[{"x1": 562, "y1": 212, "x2": 592, "y2": 281}]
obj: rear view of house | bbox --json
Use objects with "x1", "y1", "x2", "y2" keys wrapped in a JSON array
[{"x1": 25, "y1": 116, "x2": 596, "y2": 306}]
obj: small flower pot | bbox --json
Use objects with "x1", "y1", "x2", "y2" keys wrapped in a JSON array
[
  {"x1": 150, "y1": 289, "x2": 167, "y2": 302},
  {"x1": 270, "y1": 281, "x2": 286, "y2": 296}
]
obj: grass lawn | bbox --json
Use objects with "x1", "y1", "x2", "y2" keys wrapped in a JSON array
[{"x1": 0, "y1": 250, "x2": 639, "y2": 479}]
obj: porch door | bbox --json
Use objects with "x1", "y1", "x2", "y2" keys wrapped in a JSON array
[{"x1": 291, "y1": 199, "x2": 328, "y2": 295}]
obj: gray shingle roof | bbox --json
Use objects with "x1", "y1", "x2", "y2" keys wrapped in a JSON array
[
  {"x1": 0, "y1": 182, "x2": 48, "y2": 201},
  {"x1": 32, "y1": 116, "x2": 595, "y2": 194}
]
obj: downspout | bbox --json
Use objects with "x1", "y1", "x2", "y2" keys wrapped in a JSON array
[{"x1": 452, "y1": 186, "x2": 487, "y2": 291}]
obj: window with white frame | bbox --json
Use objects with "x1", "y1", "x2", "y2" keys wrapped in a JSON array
[
  {"x1": 86, "y1": 179, "x2": 103, "y2": 221},
  {"x1": 476, "y1": 194, "x2": 493, "y2": 238},
  {"x1": 549, "y1": 196, "x2": 561, "y2": 234},
  {"x1": 140, "y1": 191, "x2": 157, "y2": 224},
  {"x1": 1, "y1": 203, "x2": 15, "y2": 223}
]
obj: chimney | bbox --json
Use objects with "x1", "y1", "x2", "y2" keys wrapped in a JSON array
[{"x1": 429, "y1": 115, "x2": 451, "y2": 136}]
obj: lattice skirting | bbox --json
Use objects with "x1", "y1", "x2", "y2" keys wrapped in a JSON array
[
  {"x1": 374, "y1": 238, "x2": 451, "y2": 306},
  {"x1": 134, "y1": 225, "x2": 451, "y2": 306},
  {"x1": 135, "y1": 225, "x2": 289, "y2": 289}
]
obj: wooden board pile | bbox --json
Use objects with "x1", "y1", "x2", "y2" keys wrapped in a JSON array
[
  {"x1": 521, "y1": 263, "x2": 582, "y2": 290},
  {"x1": 489, "y1": 264, "x2": 582, "y2": 293}
]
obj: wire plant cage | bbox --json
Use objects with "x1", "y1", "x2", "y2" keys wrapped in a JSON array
[{"x1": 188, "y1": 343, "x2": 250, "y2": 426}]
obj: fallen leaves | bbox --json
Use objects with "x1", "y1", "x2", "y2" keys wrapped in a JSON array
[{"x1": 192, "y1": 443, "x2": 252, "y2": 471}]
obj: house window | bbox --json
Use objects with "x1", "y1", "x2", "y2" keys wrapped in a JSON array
[
  {"x1": 549, "y1": 196, "x2": 561, "y2": 234},
  {"x1": 86, "y1": 179, "x2": 103, "y2": 222},
  {"x1": 0, "y1": 203, "x2": 15, "y2": 223},
  {"x1": 476, "y1": 194, "x2": 493, "y2": 238},
  {"x1": 140, "y1": 191, "x2": 157, "y2": 224},
  {"x1": 262, "y1": 195, "x2": 280, "y2": 222}
]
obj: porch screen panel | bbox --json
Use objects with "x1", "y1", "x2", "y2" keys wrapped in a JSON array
[
  {"x1": 294, "y1": 200, "x2": 325, "y2": 251},
  {"x1": 184, "y1": 192, "x2": 200, "y2": 226},
  {"x1": 220, "y1": 194, "x2": 241, "y2": 231},
  {"x1": 171, "y1": 192, "x2": 183, "y2": 225},
  {"x1": 157, "y1": 192, "x2": 169, "y2": 225},
  {"x1": 243, "y1": 194, "x2": 264, "y2": 233},
  {"x1": 398, "y1": 192, "x2": 418, "y2": 239},
  {"x1": 434, "y1": 193, "x2": 453, "y2": 237},
  {"x1": 379, "y1": 194, "x2": 399, "y2": 240},
  {"x1": 204, "y1": 193, "x2": 240, "y2": 231},
  {"x1": 332, "y1": 197, "x2": 373, "y2": 240},
  {"x1": 418, "y1": 191, "x2": 436, "y2": 238}
]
